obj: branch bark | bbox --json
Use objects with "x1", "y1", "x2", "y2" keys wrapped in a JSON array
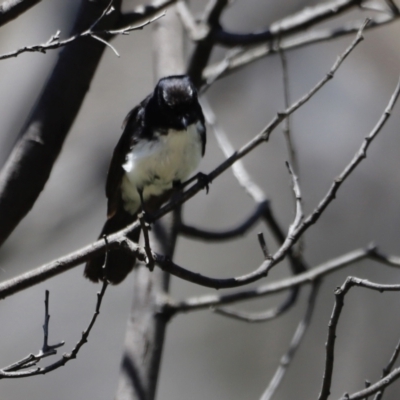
[
  {"x1": 0, "y1": 0, "x2": 122, "y2": 248},
  {"x1": 114, "y1": 4, "x2": 184, "y2": 400}
]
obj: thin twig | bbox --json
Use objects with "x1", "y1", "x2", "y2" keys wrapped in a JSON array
[
  {"x1": 203, "y1": 15, "x2": 396, "y2": 84},
  {"x1": 286, "y1": 162, "x2": 303, "y2": 237},
  {"x1": 0, "y1": 11, "x2": 164, "y2": 61},
  {"x1": 278, "y1": 47, "x2": 299, "y2": 174},
  {"x1": 0, "y1": 281, "x2": 108, "y2": 378},
  {"x1": 258, "y1": 232, "x2": 270, "y2": 259},
  {"x1": 373, "y1": 336, "x2": 400, "y2": 400},
  {"x1": 211, "y1": 163, "x2": 303, "y2": 322},
  {"x1": 338, "y1": 365, "x2": 400, "y2": 399},
  {"x1": 260, "y1": 281, "x2": 320, "y2": 400},
  {"x1": 212, "y1": 289, "x2": 298, "y2": 323},
  {"x1": 3, "y1": 290, "x2": 64, "y2": 373}
]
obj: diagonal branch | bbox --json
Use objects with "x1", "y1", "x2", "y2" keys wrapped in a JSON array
[
  {"x1": 0, "y1": 0, "x2": 123, "y2": 248},
  {"x1": 203, "y1": 14, "x2": 397, "y2": 84},
  {"x1": 0, "y1": 0, "x2": 42, "y2": 27},
  {"x1": 169, "y1": 246, "x2": 400, "y2": 314},
  {"x1": 260, "y1": 281, "x2": 320, "y2": 400},
  {"x1": 373, "y1": 335, "x2": 400, "y2": 400}
]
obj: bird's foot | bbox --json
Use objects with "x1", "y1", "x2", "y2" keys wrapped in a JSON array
[{"x1": 178, "y1": 172, "x2": 212, "y2": 194}]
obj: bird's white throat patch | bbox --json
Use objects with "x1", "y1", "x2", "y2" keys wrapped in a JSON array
[{"x1": 121, "y1": 122, "x2": 203, "y2": 214}]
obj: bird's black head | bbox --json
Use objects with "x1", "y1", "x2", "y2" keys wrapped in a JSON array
[{"x1": 151, "y1": 75, "x2": 200, "y2": 130}]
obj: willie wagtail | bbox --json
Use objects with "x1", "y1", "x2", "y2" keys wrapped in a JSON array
[{"x1": 84, "y1": 75, "x2": 206, "y2": 284}]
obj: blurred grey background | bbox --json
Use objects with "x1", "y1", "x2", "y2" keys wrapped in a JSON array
[{"x1": 1, "y1": 0, "x2": 400, "y2": 399}]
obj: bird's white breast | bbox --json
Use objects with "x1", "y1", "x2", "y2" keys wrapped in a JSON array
[{"x1": 121, "y1": 122, "x2": 203, "y2": 214}]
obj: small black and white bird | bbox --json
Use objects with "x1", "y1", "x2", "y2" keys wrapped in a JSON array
[{"x1": 85, "y1": 75, "x2": 206, "y2": 284}]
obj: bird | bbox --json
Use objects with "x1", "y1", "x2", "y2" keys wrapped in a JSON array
[{"x1": 84, "y1": 75, "x2": 206, "y2": 284}]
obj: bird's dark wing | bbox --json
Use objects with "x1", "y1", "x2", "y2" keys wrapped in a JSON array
[{"x1": 105, "y1": 99, "x2": 147, "y2": 217}]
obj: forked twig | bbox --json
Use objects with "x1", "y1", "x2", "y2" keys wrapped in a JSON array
[{"x1": 0, "y1": 282, "x2": 107, "y2": 378}]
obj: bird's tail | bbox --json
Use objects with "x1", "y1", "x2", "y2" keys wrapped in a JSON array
[{"x1": 84, "y1": 210, "x2": 140, "y2": 284}]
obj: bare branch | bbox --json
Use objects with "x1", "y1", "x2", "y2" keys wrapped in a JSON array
[
  {"x1": 187, "y1": 0, "x2": 230, "y2": 87},
  {"x1": 203, "y1": 14, "x2": 396, "y2": 84},
  {"x1": 209, "y1": 164, "x2": 303, "y2": 322},
  {"x1": 0, "y1": 0, "x2": 124, "y2": 248},
  {"x1": 3, "y1": 291, "x2": 64, "y2": 373},
  {"x1": 212, "y1": 288, "x2": 298, "y2": 323},
  {"x1": 115, "y1": 0, "x2": 177, "y2": 28},
  {"x1": 179, "y1": 201, "x2": 268, "y2": 241},
  {"x1": 0, "y1": 283, "x2": 107, "y2": 378},
  {"x1": 319, "y1": 277, "x2": 400, "y2": 400},
  {"x1": 338, "y1": 366, "x2": 400, "y2": 399},
  {"x1": 373, "y1": 336, "x2": 400, "y2": 400},
  {"x1": 260, "y1": 282, "x2": 320, "y2": 400},
  {"x1": 169, "y1": 245, "x2": 400, "y2": 314},
  {"x1": 214, "y1": 0, "x2": 361, "y2": 47},
  {"x1": 286, "y1": 162, "x2": 303, "y2": 236},
  {"x1": 0, "y1": 12, "x2": 164, "y2": 61}
]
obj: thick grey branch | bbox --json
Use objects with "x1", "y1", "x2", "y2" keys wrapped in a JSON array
[
  {"x1": 0, "y1": 0, "x2": 123, "y2": 248},
  {"x1": 0, "y1": 0, "x2": 42, "y2": 27}
]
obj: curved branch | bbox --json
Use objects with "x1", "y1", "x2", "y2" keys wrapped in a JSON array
[
  {"x1": 0, "y1": 282, "x2": 107, "y2": 379},
  {"x1": 203, "y1": 14, "x2": 396, "y2": 84},
  {"x1": 373, "y1": 336, "x2": 400, "y2": 400},
  {"x1": 213, "y1": 287, "x2": 299, "y2": 323},
  {"x1": 169, "y1": 246, "x2": 400, "y2": 314},
  {"x1": 319, "y1": 277, "x2": 400, "y2": 400},
  {"x1": 212, "y1": 0, "x2": 363, "y2": 47},
  {"x1": 179, "y1": 201, "x2": 267, "y2": 241}
]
